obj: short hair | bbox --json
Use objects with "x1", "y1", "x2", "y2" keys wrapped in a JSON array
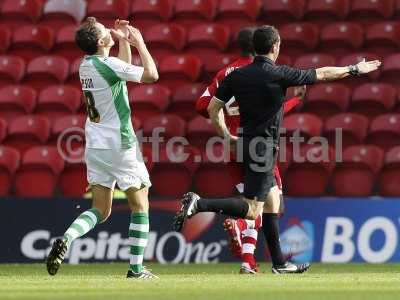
[
  {"x1": 75, "y1": 17, "x2": 100, "y2": 55},
  {"x1": 253, "y1": 25, "x2": 280, "y2": 55},
  {"x1": 237, "y1": 27, "x2": 256, "y2": 56}
]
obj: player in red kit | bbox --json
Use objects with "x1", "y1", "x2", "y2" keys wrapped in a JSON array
[{"x1": 196, "y1": 27, "x2": 306, "y2": 274}]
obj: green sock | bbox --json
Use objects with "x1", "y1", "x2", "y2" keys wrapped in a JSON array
[
  {"x1": 63, "y1": 208, "x2": 102, "y2": 248},
  {"x1": 129, "y1": 212, "x2": 149, "y2": 273}
]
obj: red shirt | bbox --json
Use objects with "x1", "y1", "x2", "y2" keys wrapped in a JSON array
[{"x1": 196, "y1": 56, "x2": 302, "y2": 189}]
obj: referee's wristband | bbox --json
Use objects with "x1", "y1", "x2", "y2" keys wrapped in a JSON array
[{"x1": 348, "y1": 64, "x2": 360, "y2": 76}]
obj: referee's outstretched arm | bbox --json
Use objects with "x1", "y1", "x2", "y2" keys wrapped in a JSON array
[{"x1": 315, "y1": 58, "x2": 381, "y2": 82}]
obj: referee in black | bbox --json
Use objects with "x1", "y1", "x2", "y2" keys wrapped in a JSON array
[{"x1": 173, "y1": 25, "x2": 381, "y2": 273}]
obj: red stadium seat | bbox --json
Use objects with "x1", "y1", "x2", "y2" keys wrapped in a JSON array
[
  {"x1": 87, "y1": 0, "x2": 130, "y2": 21},
  {"x1": 218, "y1": 0, "x2": 262, "y2": 20},
  {"x1": 158, "y1": 55, "x2": 203, "y2": 90},
  {"x1": 169, "y1": 83, "x2": 206, "y2": 121},
  {"x1": 294, "y1": 54, "x2": 336, "y2": 69},
  {"x1": 130, "y1": 0, "x2": 173, "y2": 30},
  {"x1": 0, "y1": 116, "x2": 6, "y2": 139},
  {"x1": 25, "y1": 56, "x2": 69, "y2": 92},
  {"x1": 41, "y1": 0, "x2": 85, "y2": 28},
  {"x1": 283, "y1": 113, "x2": 323, "y2": 144},
  {"x1": 285, "y1": 145, "x2": 335, "y2": 196},
  {"x1": 305, "y1": 0, "x2": 349, "y2": 25},
  {"x1": 59, "y1": 146, "x2": 86, "y2": 197},
  {"x1": 144, "y1": 24, "x2": 186, "y2": 62},
  {"x1": 350, "y1": 83, "x2": 397, "y2": 117},
  {"x1": 396, "y1": 0, "x2": 400, "y2": 16},
  {"x1": 0, "y1": 146, "x2": 20, "y2": 196},
  {"x1": 50, "y1": 114, "x2": 86, "y2": 152},
  {"x1": 379, "y1": 146, "x2": 400, "y2": 196},
  {"x1": 320, "y1": 22, "x2": 364, "y2": 57},
  {"x1": 366, "y1": 22, "x2": 400, "y2": 55},
  {"x1": 187, "y1": 23, "x2": 230, "y2": 51},
  {"x1": 53, "y1": 25, "x2": 83, "y2": 61},
  {"x1": 0, "y1": 85, "x2": 36, "y2": 122},
  {"x1": 194, "y1": 144, "x2": 241, "y2": 197},
  {"x1": 276, "y1": 54, "x2": 292, "y2": 66},
  {"x1": 303, "y1": 83, "x2": 350, "y2": 118},
  {"x1": 349, "y1": 0, "x2": 395, "y2": 24},
  {"x1": 150, "y1": 145, "x2": 200, "y2": 197},
  {"x1": 0, "y1": 56, "x2": 25, "y2": 87},
  {"x1": 217, "y1": 0, "x2": 262, "y2": 33},
  {"x1": 5, "y1": 115, "x2": 51, "y2": 155},
  {"x1": 367, "y1": 114, "x2": 400, "y2": 152},
  {"x1": 36, "y1": 85, "x2": 82, "y2": 124},
  {"x1": 12, "y1": 25, "x2": 54, "y2": 62},
  {"x1": 279, "y1": 23, "x2": 319, "y2": 57},
  {"x1": 324, "y1": 113, "x2": 369, "y2": 149},
  {"x1": 145, "y1": 24, "x2": 186, "y2": 52},
  {"x1": 0, "y1": 27, "x2": 11, "y2": 53},
  {"x1": 338, "y1": 52, "x2": 381, "y2": 86},
  {"x1": 203, "y1": 53, "x2": 237, "y2": 77},
  {"x1": 187, "y1": 24, "x2": 231, "y2": 63},
  {"x1": 262, "y1": 0, "x2": 305, "y2": 25},
  {"x1": 129, "y1": 84, "x2": 171, "y2": 121},
  {"x1": 332, "y1": 145, "x2": 384, "y2": 196},
  {"x1": 381, "y1": 53, "x2": 400, "y2": 85},
  {"x1": 187, "y1": 116, "x2": 217, "y2": 150},
  {"x1": 0, "y1": 0, "x2": 43, "y2": 28},
  {"x1": 68, "y1": 57, "x2": 82, "y2": 88},
  {"x1": 15, "y1": 146, "x2": 65, "y2": 197},
  {"x1": 142, "y1": 114, "x2": 186, "y2": 143},
  {"x1": 175, "y1": 0, "x2": 217, "y2": 27},
  {"x1": 0, "y1": 117, "x2": 6, "y2": 143}
]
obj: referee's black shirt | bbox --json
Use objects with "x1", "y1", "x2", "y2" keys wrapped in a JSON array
[{"x1": 215, "y1": 56, "x2": 317, "y2": 143}]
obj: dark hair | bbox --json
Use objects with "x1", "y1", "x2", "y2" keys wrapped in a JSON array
[
  {"x1": 253, "y1": 25, "x2": 280, "y2": 55},
  {"x1": 75, "y1": 17, "x2": 100, "y2": 55},
  {"x1": 237, "y1": 27, "x2": 256, "y2": 57}
]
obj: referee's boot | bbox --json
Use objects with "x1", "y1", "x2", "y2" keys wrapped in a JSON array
[
  {"x1": 173, "y1": 192, "x2": 200, "y2": 232},
  {"x1": 272, "y1": 262, "x2": 310, "y2": 274},
  {"x1": 46, "y1": 238, "x2": 68, "y2": 276}
]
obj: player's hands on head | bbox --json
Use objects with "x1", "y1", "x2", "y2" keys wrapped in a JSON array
[
  {"x1": 110, "y1": 19, "x2": 130, "y2": 40},
  {"x1": 356, "y1": 58, "x2": 382, "y2": 74},
  {"x1": 294, "y1": 85, "x2": 307, "y2": 99},
  {"x1": 125, "y1": 26, "x2": 145, "y2": 48}
]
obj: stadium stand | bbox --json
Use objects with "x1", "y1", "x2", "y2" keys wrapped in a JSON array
[
  {"x1": 302, "y1": 83, "x2": 350, "y2": 118},
  {"x1": 379, "y1": 146, "x2": 400, "y2": 196},
  {"x1": 0, "y1": 145, "x2": 20, "y2": 196},
  {"x1": 15, "y1": 146, "x2": 64, "y2": 197},
  {"x1": 0, "y1": 0, "x2": 399, "y2": 197},
  {"x1": 129, "y1": 84, "x2": 171, "y2": 121},
  {"x1": 0, "y1": 85, "x2": 36, "y2": 122},
  {"x1": 331, "y1": 145, "x2": 384, "y2": 196}
]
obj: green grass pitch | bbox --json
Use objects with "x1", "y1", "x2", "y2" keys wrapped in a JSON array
[{"x1": 0, "y1": 263, "x2": 399, "y2": 300}]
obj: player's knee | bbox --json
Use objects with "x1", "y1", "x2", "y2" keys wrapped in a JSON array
[{"x1": 246, "y1": 203, "x2": 260, "y2": 220}]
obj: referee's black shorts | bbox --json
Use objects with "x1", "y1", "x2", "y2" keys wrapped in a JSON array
[{"x1": 241, "y1": 136, "x2": 277, "y2": 201}]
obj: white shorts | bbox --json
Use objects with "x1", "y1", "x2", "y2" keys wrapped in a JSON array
[{"x1": 85, "y1": 147, "x2": 151, "y2": 191}]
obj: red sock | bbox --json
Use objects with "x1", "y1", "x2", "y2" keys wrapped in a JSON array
[
  {"x1": 254, "y1": 214, "x2": 262, "y2": 229},
  {"x1": 241, "y1": 232, "x2": 258, "y2": 269},
  {"x1": 236, "y1": 219, "x2": 247, "y2": 231}
]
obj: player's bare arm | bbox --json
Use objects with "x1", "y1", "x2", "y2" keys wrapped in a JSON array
[
  {"x1": 125, "y1": 26, "x2": 158, "y2": 83},
  {"x1": 111, "y1": 19, "x2": 132, "y2": 64},
  {"x1": 207, "y1": 97, "x2": 236, "y2": 141},
  {"x1": 316, "y1": 59, "x2": 381, "y2": 82}
]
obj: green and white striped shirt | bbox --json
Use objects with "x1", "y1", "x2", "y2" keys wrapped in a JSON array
[{"x1": 79, "y1": 55, "x2": 144, "y2": 149}]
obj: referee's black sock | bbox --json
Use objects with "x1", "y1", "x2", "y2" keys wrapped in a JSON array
[
  {"x1": 262, "y1": 213, "x2": 285, "y2": 266},
  {"x1": 196, "y1": 198, "x2": 249, "y2": 218}
]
